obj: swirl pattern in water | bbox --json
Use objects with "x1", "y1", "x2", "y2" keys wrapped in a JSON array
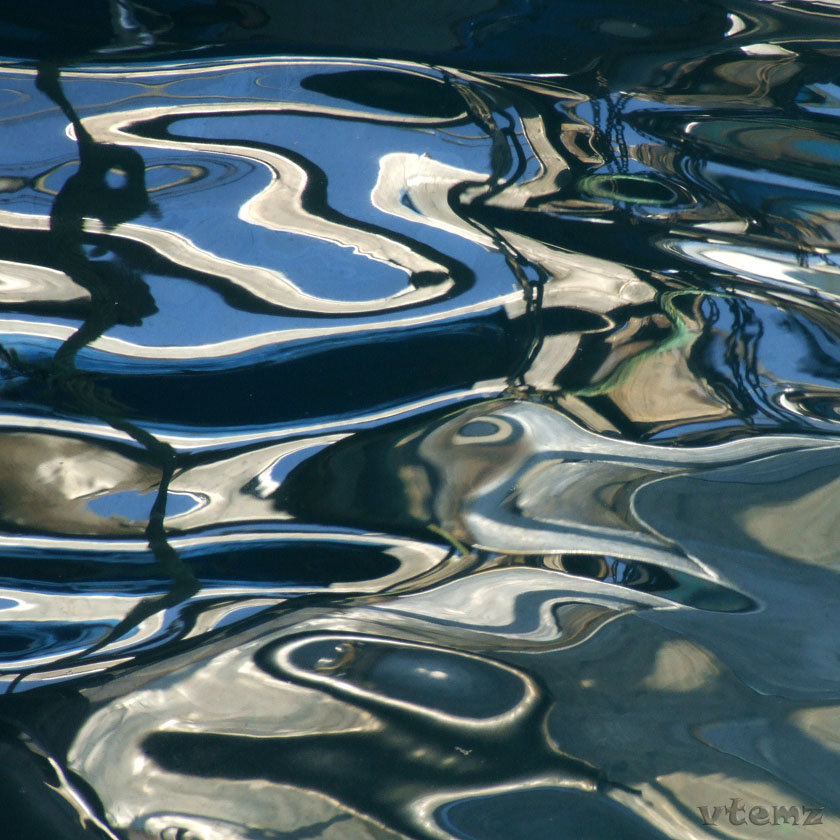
[{"x1": 2, "y1": 2, "x2": 840, "y2": 838}]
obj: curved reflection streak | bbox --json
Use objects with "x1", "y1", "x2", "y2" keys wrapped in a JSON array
[
  {"x1": 413, "y1": 780, "x2": 669, "y2": 840},
  {"x1": 0, "y1": 528, "x2": 450, "y2": 682},
  {"x1": 779, "y1": 387, "x2": 840, "y2": 423},
  {"x1": 350, "y1": 598, "x2": 630, "y2": 656},
  {"x1": 372, "y1": 152, "x2": 494, "y2": 248},
  {"x1": 280, "y1": 397, "x2": 835, "y2": 569},
  {"x1": 0, "y1": 529, "x2": 447, "y2": 577},
  {"x1": 67, "y1": 625, "x2": 612, "y2": 840},
  {"x1": 362, "y1": 569, "x2": 649, "y2": 646},
  {"x1": 264, "y1": 633, "x2": 539, "y2": 730},
  {"x1": 0, "y1": 204, "x2": 450, "y2": 318},
  {"x1": 0, "y1": 383, "x2": 507, "y2": 454},
  {"x1": 79, "y1": 105, "x2": 467, "y2": 314},
  {"x1": 0, "y1": 590, "x2": 167, "y2": 672},
  {"x1": 0, "y1": 258, "x2": 88, "y2": 304},
  {"x1": 0, "y1": 288, "x2": 520, "y2": 360},
  {"x1": 661, "y1": 236, "x2": 840, "y2": 299},
  {"x1": 368, "y1": 564, "x2": 749, "y2": 652},
  {"x1": 58, "y1": 57, "x2": 468, "y2": 123}
]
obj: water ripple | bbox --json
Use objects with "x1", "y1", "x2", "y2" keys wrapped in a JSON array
[{"x1": 2, "y1": 7, "x2": 840, "y2": 838}]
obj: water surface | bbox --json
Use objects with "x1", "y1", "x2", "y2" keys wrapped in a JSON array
[{"x1": 1, "y1": 2, "x2": 840, "y2": 838}]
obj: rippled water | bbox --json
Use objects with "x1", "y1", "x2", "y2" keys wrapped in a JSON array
[{"x1": 3, "y1": 2, "x2": 840, "y2": 838}]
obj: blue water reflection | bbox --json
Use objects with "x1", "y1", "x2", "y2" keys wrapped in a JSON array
[{"x1": 1, "y1": 2, "x2": 840, "y2": 838}]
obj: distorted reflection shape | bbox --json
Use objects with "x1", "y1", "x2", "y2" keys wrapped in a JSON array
[
  {"x1": 75, "y1": 87, "x2": 474, "y2": 314},
  {"x1": 279, "y1": 398, "x2": 832, "y2": 571},
  {"x1": 279, "y1": 397, "x2": 840, "y2": 700},
  {"x1": 2, "y1": 12, "x2": 840, "y2": 839},
  {"x1": 266, "y1": 634, "x2": 534, "y2": 724},
  {"x1": 372, "y1": 153, "x2": 493, "y2": 249},
  {"x1": 0, "y1": 259, "x2": 88, "y2": 304},
  {"x1": 68, "y1": 626, "x2": 629, "y2": 840},
  {"x1": 0, "y1": 530, "x2": 450, "y2": 681},
  {"x1": 662, "y1": 237, "x2": 840, "y2": 296}
]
